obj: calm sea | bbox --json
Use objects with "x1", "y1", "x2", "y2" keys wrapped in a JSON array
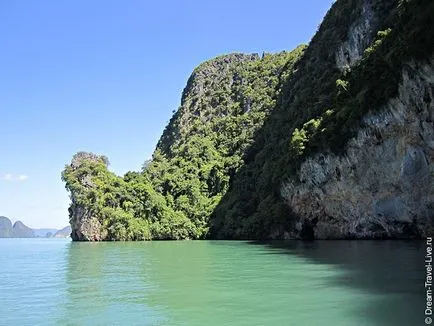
[{"x1": 0, "y1": 239, "x2": 426, "y2": 325}]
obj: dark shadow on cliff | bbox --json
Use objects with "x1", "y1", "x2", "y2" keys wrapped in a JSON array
[
  {"x1": 248, "y1": 240, "x2": 426, "y2": 326},
  {"x1": 208, "y1": 0, "x2": 395, "y2": 239},
  {"x1": 208, "y1": 0, "x2": 433, "y2": 240}
]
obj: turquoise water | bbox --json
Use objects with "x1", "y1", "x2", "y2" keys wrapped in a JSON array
[{"x1": 0, "y1": 239, "x2": 425, "y2": 325}]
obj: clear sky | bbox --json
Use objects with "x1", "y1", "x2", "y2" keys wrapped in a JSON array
[{"x1": 0, "y1": 0, "x2": 332, "y2": 229}]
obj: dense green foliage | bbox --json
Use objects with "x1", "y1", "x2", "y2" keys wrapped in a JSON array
[
  {"x1": 62, "y1": 0, "x2": 432, "y2": 240},
  {"x1": 63, "y1": 49, "x2": 305, "y2": 240},
  {"x1": 62, "y1": 153, "x2": 198, "y2": 240}
]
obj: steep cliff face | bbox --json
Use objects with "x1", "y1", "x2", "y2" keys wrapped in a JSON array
[
  {"x1": 69, "y1": 203, "x2": 105, "y2": 241},
  {"x1": 335, "y1": 0, "x2": 376, "y2": 69},
  {"x1": 211, "y1": 0, "x2": 433, "y2": 239},
  {"x1": 157, "y1": 53, "x2": 259, "y2": 157},
  {"x1": 62, "y1": 152, "x2": 109, "y2": 241},
  {"x1": 282, "y1": 60, "x2": 433, "y2": 239},
  {"x1": 275, "y1": 0, "x2": 434, "y2": 239}
]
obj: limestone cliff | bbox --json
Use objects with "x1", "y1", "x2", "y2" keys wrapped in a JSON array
[
  {"x1": 282, "y1": 60, "x2": 434, "y2": 239},
  {"x1": 211, "y1": 0, "x2": 433, "y2": 239},
  {"x1": 63, "y1": 152, "x2": 109, "y2": 241},
  {"x1": 0, "y1": 216, "x2": 36, "y2": 238},
  {"x1": 274, "y1": 0, "x2": 434, "y2": 239},
  {"x1": 335, "y1": 0, "x2": 376, "y2": 70},
  {"x1": 12, "y1": 221, "x2": 35, "y2": 238},
  {"x1": 0, "y1": 216, "x2": 14, "y2": 237}
]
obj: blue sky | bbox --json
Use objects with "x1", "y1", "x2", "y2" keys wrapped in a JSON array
[{"x1": 0, "y1": 0, "x2": 332, "y2": 229}]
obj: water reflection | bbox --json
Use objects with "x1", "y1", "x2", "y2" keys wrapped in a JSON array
[
  {"x1": 59, "y1": 240, "x2": 425, "y2": 326},
  {"x1": 64, "y1": 242, "x2": 168, "y2": 326},
  {"x1": 250, "y1": 240, "x2": 425, "y2": 326}
]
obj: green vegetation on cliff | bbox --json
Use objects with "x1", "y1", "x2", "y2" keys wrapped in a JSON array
[
  {"x1": 62, "y1": 0, "x2": 433, "y2": 240},
  {"x1": 63, "y1": 49, "x2": 305, "y2": 240},
  {"x1": 211, "y1": 0, "x2": 434, "y2": 238}
]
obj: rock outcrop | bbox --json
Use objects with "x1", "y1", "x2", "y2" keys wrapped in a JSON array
[
  {"x1": 335, "y1": 0, "x2": 376, "y2": 69},
  {"x1": 65, "y1": 152, "x2": 109, "y2": 241},
  {"x1": 281, "y1": 60, "x2": 434, "y2": 239},
  {"x1": 69, "y1": 204, "x2": 105, "y2": 241},
  {"x1": 0, "y1": 216, "x2": 14, "y2": 237},
  {"x1": 12, "y1": 221, "x2": 35, "y2": 238},
  {"x1": 0, "y1": 216, "x2": 36, "y2": 238},
  {"x1": 53, "y1": 226, "x2": 72, "y2": 238}
]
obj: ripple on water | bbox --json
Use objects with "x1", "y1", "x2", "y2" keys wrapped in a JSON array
[{"x1": 0, "y1": 239, "x2": 425, "y2": 326}]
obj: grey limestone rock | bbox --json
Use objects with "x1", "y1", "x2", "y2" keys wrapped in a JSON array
[{"x1": 281, "y1": 60, "x2": 434, "y2": 239}]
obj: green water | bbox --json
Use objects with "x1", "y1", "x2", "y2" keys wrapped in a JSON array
[{"x1": 0, "y1": 239, "x2": 425, "y2": 325}]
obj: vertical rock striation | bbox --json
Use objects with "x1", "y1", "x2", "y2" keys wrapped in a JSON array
[
  {"x1": 281, "y1": 59, "x2": 434, "y2": 239},
  {"x1": 335, "y1": 0, "x2": 376, "y2": 69},
  {"x1": 64, "y1": 152, "x2": 109, "y2": 241}
]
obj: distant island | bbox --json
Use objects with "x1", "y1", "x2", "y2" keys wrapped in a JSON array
[{"x1": 0, "y1": 216, "x2": 71, "y2": 238}]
